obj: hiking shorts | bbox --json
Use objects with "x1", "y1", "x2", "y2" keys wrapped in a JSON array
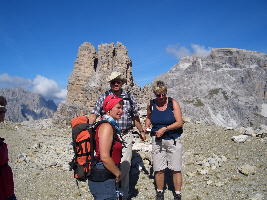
[{"x1": 152, "y1": 136, "x2": 183, "y2": 172}]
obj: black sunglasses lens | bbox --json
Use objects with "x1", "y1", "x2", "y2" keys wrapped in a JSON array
[
  {"x1": 111, "y1": 80, "x2": 121, "y2": 84},
  {"x1": 156, "y1": 93, "x2": 166, "y2": 97}
]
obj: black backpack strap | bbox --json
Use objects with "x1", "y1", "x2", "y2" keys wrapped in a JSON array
[
  {"x1": 125, "y1": 91, "x2": 133, "y2": 107},
  {"x1": 93, "y1": 120, "x2": 118, "y2": 142},
  {"x1": 105, "y1": 90, "x2": 110, "y2": 96},
  {"x1": 149, "y1": 98, "x2": 173, "y2": 111},
  {"x1": 120, "y1": 91, "x2": 134, "y2": 118},
  {"x1": 168, "y1": 97, "x2": 174, "y2": 111},
  {"x1": 149, "y1": 99, "x2": 156, "y2": 112}
]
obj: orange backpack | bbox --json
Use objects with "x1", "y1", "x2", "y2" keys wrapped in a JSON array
[{"x1": 69, "y1": 116, "x2": 95, "y2": 182}]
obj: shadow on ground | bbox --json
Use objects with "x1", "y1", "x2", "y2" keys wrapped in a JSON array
[
  {"x1": 129, "y1": 151, "x2": 176, "y2": 199},
  {"x1": 129, "y1": 151, "x2": 152, "y2": 198}
]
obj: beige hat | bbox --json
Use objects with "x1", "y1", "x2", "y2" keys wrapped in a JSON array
[{"x1": 106, "y1": 71, "x2": 127, "y2": 83}]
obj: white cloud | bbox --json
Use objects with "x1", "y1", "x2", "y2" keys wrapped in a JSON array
[
  {"x1": 166, "y1": 43, "x2": 212, "y2": 59},
  {"x1": 0, "y1": 73, "x2": 66, "y2": 103},
  {"x1": 166, "y1": 44, "x2": 191, "y2": 58},
  {"x1": 191, "y1": 44, "x2": 212, "y2": 57},
  {"x1": 0, "y1": 73, "x2": 32, "y2": 89},
  {"x1": 32, "y1": 75, "x2": 67, "y2": 102}
]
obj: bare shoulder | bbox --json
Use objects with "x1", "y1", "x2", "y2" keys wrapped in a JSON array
[
  {"x1": 171, "y1": 98, "x2": 180, "y2": 106},
  {"x1": 98, "y1": 122, "x2": 114, "y2": 136}
]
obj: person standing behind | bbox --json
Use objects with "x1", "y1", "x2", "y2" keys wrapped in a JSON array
[
  {"x1": 0, "y1": 96, "x2": 17, "y2": 200},
  {"x1": 88, "y1": 94, "x2": 123, "y2": 200},
  {"x1": 89, "y1": 71, "x2": 146, "y2": 199},
  {"x1": 145, "y1": 81, "x2": 184, "y2": 200}
]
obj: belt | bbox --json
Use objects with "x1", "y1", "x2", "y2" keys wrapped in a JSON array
[{"x1": 89, "y1": 162, "x2": 115, "y2": 182}]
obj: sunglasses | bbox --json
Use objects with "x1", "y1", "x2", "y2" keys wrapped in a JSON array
[
  {"x1": 156, "y1": 93, "x2": 166, "y2": 98},
  {"x1": 111, "y1": 80, "x2": 122, "y2": 85}
]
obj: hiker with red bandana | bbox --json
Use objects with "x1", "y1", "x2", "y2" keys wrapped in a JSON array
[{"x1": 88, "y1": 94, "x2": 124, "y2": 199}]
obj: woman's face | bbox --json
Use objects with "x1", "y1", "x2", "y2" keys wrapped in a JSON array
[
  {"x1": 108, "y1": 102, "x2": 123, "y2": 120},
  {"x1": 155, "y1": 90, "x2": 167, "y2": 102}
]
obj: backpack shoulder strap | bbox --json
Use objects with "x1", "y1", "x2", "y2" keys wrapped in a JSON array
[
  {"x1": 121, "y1": 91, "x2": 133, "y2": 104},
  {"x1": 94, "y1": 120, "x2": 117, "y2": 136},
  {"x1": 168, "y1": 97, "x2": 174, "y2": 111},
  {"x1": 120, "y1": 91, "x2": 135, "y2": 118},
  {"x1": 94, "y1": 120, "x2": 121, "y2": 145},
  {"x1": 95, "y1": 119, "x2": 113, "y2": 128},
  {"x1": 149, "y1": 98, "x2": 173, "y2": 111},
  {"x1": 105, "y1": 90, "x2": 110, "y2": 97},
  {"x1": 149, "y1": 99, "x2": 156, "y2": 111}
]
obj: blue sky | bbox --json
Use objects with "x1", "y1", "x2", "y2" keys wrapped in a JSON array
[{"x1": 0, "y1": 0, "x2": 267, "y2": 102}]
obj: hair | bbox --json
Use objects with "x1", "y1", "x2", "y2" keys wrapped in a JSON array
[
  {"x1": 152, "y1": 80, "x2": 167, "y2": 94},
  {"x1": 0, "y1": 96, "x2": 7, "y2": 107}
]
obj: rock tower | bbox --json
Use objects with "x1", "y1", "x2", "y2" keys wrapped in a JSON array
[{"x1": 54, "y1": 42, "x2": 149, "y2": 125}]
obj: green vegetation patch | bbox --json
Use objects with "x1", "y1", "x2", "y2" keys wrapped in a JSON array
[
  {"x1": 208, "y1": 88, "x2": 229, "y2": 100},
  {"x1": 183, "y1": 98, "x2": 204, "y2": 107}
]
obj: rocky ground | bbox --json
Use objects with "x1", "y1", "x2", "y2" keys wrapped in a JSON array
[{"x1": 0, "y1": 119, "x2": 266, "y2": 200}]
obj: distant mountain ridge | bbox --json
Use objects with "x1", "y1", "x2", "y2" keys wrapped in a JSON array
[
  {"x1": 0, "y1": 88, "x2": 57, "y2": 122},
  {"x1": 157, "y1": 48, "x2": 267, "y2": 128}
]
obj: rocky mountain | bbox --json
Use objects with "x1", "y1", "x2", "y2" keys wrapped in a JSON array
[
  {"x1": 54, "y1": 42, "x2": 267, "y2": 130},
  {"x1": 0, "y1": 88, "x2": 57, "y2": 122},
  {"x1": 54, "y1": 42, "x2": 152, "y2": 125},
  {"x1": 157, "y1": 48, "x2": 267, "y2": 129}
]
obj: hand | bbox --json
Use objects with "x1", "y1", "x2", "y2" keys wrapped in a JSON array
[
  {"x1": 115, "y1": 171, "x2": 121, "y2": 183},
  {"x1": 155, "y1": 127, "x2": 167, "y2": 138},
  {"x1": 140, "y1": 132, "x2": 146, "y2": 141}
]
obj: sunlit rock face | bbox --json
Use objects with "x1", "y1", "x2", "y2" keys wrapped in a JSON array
[
  {"x1": 66, "y1": 42, "x2": 134, "y2": 110},
  {"x1": 157, "y1": 48, "x2": 267, "y2": 128},
  {"x1": 55, "y1": 42, "x2": 152, "y2": 125}
]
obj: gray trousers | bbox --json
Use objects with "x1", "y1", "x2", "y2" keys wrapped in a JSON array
[{"x1": 119, "y1": 130, "x2": 133, "y2": 198}]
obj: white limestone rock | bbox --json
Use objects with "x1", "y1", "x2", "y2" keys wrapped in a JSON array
[
  {"x1": 231, "y1": 135, "x2": 249, "y2": 143},
  {"x1": 238, "y1": 164, "x2": 257, "y2": 175}
]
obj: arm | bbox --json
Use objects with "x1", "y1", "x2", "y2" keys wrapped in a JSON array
[
  {"x1": 133, "y1": 116, "x2": 146, "y2": 141},
  {"x1": 88, "y1": 113, "x2": 97, "y2": 124},
  {"x1": 145, "y1": 104, "x2": 152, "y2": 131},
  {"x1": 155, "y1": 98, "x2": 183, "y2": 138},
  {"x1": 98, "y1": 123, "x2": 121, "y2": 182},
  {"x1": 129, "y1": 92, "x2": 146, "y2": 141}
]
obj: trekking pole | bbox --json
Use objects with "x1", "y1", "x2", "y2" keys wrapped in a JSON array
[{"x1": 75, "y1": 180, "x2": 82, "y2": 197}]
